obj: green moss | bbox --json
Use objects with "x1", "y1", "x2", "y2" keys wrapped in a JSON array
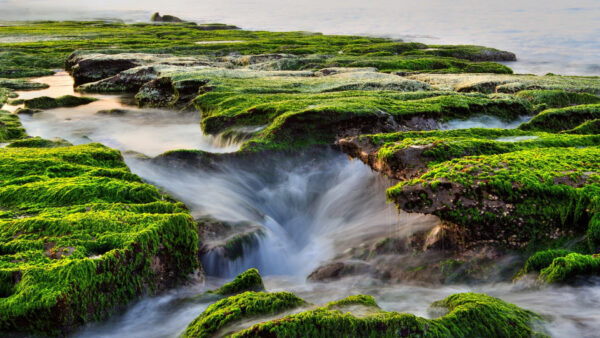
[
  {"x1": 232, "y1": 293, "x2": 545, "y2": 337},
  {"x1": 519, "y1": 104, "x2": 600, "y2": 133},
  {"x1": 182, "y1": 291, "x2": 305, "y2": 338},
  {"x1": 363, "y1": 128, "x2": 600, "y2": 170},
  {"x1": 563, "y1": 119, "x2": 600, "y2": 135},
  {"x1": 539, "y1": 253, "x2": 600, "y2": 283},
  {"x1": 516, "y1": 90, "x2": 600, "y2": 110},
  {"x1": 410, "y1": 73, "x2": 600, "y2": 95},
  {"x1": 0, "y1": 21, "x2": 513, "y2": 79},
  {"x1": 23, "y1": 95, "x2": 97, "y2": 109},
  {"x1": 0, "y1": 79, "x2": 49, "y2": 91},
  {"x1": 387, "y1": 146, "x2": 600, "y2": 247},
  {"x1": 0, "y1": 143, "x2": 199, "y2": 335},
  {"x1": 212, "y1": 268, "x2": 265, "y2": 296},
  {"x1": 523, "y1": 249, "x2": 572, "y2": 273},
  {"x1": 0, "y1": 110, "x2": 26, "y2": 142},
  {"x1": 6, "y1": 137, "x2": 71, "y2": 148}
]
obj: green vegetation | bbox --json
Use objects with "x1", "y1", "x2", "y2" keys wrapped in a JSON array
[
  {"x1": 0, "y1": 143, "x2": 199, "y2": 335},
  {"x1": 211, "y1": 268, "x2": 265, "y2": 296},
  {"x1": 0, "y1": 110, "x2": 26, "y2": 142},
  {"x1": 6, "y1": 136, "x2": 71, "y2": 148},
  {"x1": 564, "y1": 119, "x2": 600, "y2": 135},
  {"x1": 387, "y1": 146, "x2": 600, "y2": 249},
  {"x1": 232, "y1": 293, "x2": 545, "y2": 337},
  {"x1": 519, "y1": 104, "x2": 600, "y2": 132},
  {"x1": 182, "y1": 291, "x2": 305, "y2": 338},
  {"x1": 0, "y1": 21, "x2": 514, "y2": 79},
  {"x1": 409, "y1": 73, "x2": 600, "y2": 95},
  {"x1": 515, "y1": 89, "x2": 600, "y2": 112},
  {"x1": 367, "y1": 128, "x2": 600, "y2": 169},
  {"x1": 23, "y1": 95, "x2": 97, "y2": 109},
  {"x1": 539, "y1": 253, "x2": 600, "y2": 283}
]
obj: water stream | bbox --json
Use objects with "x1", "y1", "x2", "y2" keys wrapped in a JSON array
[{"x1": 7, "y1": 73, "x2": 600, "y2": 337}]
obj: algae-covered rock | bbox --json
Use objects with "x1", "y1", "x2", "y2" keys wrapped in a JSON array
[
  {"x1": 15, "y1": 107, "x2": 42, "y2": 115},
  {"x1": 6, "y1": 136, "x2": 71, "y2": 148},
  {"x1": 0, "y1": 143, "x2": 199, "y2": 335},
  {"x1": 212, "y1": 268, "x2": 265, "y2": 296},
  {"x1": 387, "y1": 146, "x2": 600, "y2": 248},
  {"x1": 23, "y1": 95, "x2": 97, "y2": 109},
  {"x1": 0, "y1": 79, "x2": 49, "y2": 91},
  {"x1": 182, "y1": 291, "x2": 305, "y2": 338},
  {"x1": 231, "y1": 293, "x2": 545, "y2": 337},
  {"x1": 519, "y1": 104, "x2": 600, "y2": 132},
  {"x1": 341, "y1": 128, "x2": 600, "y2": 180},
  {"x1": 563, "y1": 119, "x2": 600, "y2": 135},
  {"x1": 0, "y1": 110, "x2": 26, "y2": 142}
]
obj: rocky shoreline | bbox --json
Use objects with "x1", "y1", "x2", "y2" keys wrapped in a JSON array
[{"x1": 0, "y1": 19, "x2": 599, "y2": 336}]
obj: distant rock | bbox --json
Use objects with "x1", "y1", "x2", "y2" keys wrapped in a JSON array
[{"x1": 151, "y1": 12, "x2": 183, "y2": 23}]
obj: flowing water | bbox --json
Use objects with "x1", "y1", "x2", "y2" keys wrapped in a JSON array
[{"x1": 5, "y1": 72, "x2": 600, "y2": 337}]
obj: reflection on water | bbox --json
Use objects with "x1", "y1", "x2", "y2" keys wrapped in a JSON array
[{"x1": 15, "y1": 73, "x2": 241, "y2": 156}]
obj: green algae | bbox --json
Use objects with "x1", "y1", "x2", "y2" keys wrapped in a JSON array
[
  {"x1": 519, "y1": 104, "x2": 600, "y2": 133},
  {"x1": 23, "y1": 95, "x2": 97, "y2": 109},
  {"x1": 387, "y1": 146, "x2": 600, "y2": 248},
  {"x1": 0, "y1": 21, "x2": 514, "y2": 79},
  {"x1": 0, "y1": 143, "x2": 199, "y2": 335},
  {"x1": 182, "y1": 291, "x2": 305, "y2": 338},
  {"x1": 515, "y1": 89, "x2": 600, "y2": 111},
  {"x1": 231, "y1": 293, "x2": 545, "y2": 337},
  {"x1": 368, "y1": 128, "x2": 600, "y2": 168},
  {"x1": 212, "y1": 268, "x2": 265, "y2": 296},
  {"x1": 6, "y1": 136, "x2": 72, "y2": 148},
  {"x1": 563, "y1": 119, "x2": 600, "y2": 135},
  {"x1": 0, "y1": 110, "x2": 26, "y2": 142},
  {"x1": 539, "y1": 253, "x2": 600, "y2": 283}
]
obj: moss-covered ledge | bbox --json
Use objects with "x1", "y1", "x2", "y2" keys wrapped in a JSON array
[{"x1": 0, "y1": 143, "x2": 199, "y2": 335}]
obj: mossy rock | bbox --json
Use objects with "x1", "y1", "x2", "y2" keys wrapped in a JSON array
[
  {"x1": 229, "y1": 293, "x2": 545, "y2": 337},
  {"x1": 23, "y1": 95, "x2": 97, "y2": 109},
  {"x1": 0, "y1": 110, "x2": 26, "y2": 142},
  {"x1": 0, "y1": 143, "x2": 199, "y2": 335},
  {"x1": 212, "y1": 268, "x2": 265, "y2": 296},
  {"x1": 6, "y1": 136, "x2": 72, "y2": 148},
  {"x1": 387, "y1": 146, "x2": 600, "y2": 248},
  {"x1": 519, "y1": 104, "x2": 600, "y2": 133},
  {"x1": 182, "y1": 291, "x2": 306, "y2": 338},
  {"x1": 563, "y1": 119, "x2": 600, "y2": 135}
]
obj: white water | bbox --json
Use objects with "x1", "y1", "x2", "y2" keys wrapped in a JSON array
[
  {"x1": 8, "y1": 72, "x2": 600, "y2": 337},
  {"x1": 1, "y1": 0, "x2": 600, "y2": 76}
]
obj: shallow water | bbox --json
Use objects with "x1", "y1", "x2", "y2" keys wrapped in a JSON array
[
  {"x1": 1, "y1": 0, "x2": 599, "y2": 76},
  {"x1": 13, "y1": 73, "x2": 240, "y2": 156},
  {"x1": 9, "y1": 74, "x2": 600, "y2": 337}
]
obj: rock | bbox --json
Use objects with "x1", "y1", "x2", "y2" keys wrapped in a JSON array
[
  {"x1": 66, "y1": 52, "x2": 141, "y2": 86},
  {"x1": 15, "y1": 107, "x2": 42, "y2": 115},
  {"x1": 95, "y1": 108, "x2": 130, "y2": 116},
  {"x1": 23, "y1": 95, "x2": 97, "y2": 109},
  {"x1": 135, "y1": 77, "x2": 177, "y2": 107},
  {"x1": 151, "y1": 12, "x2": 183, "y2": 23},
  {"x1": 307, "y1": 261, "x2": 373, "y2": 281}
]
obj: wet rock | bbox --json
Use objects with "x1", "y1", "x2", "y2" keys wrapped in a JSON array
[
  {"x1": 78, "y1": 66, "x2": 160, "y2": 93},
  {"x1": 15, "y1": 107, "x2": 42, "y2": 115},
  {"x1": 307, "y1": 261, "x2": 374, "y2": 281},
  {"x1": 23, "y1": 95, "x2": 97, "y2": 109},
  {"x1": 135, "y1": 77, "x2": 177, "y2": 107},
  {"x1": 96, "y1": 108, "x2": 130, "y2": 116},
  {"x1": 66, "y1": 52, "x2": 141, "y2": 86}
]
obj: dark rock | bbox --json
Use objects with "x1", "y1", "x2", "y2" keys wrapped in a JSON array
[
  {"x1": 66, "y1": 52, "x2": 140, "y2": 86},
  {"x1": 151, "y1": 12, "x2": 183, "y2": 23}
]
